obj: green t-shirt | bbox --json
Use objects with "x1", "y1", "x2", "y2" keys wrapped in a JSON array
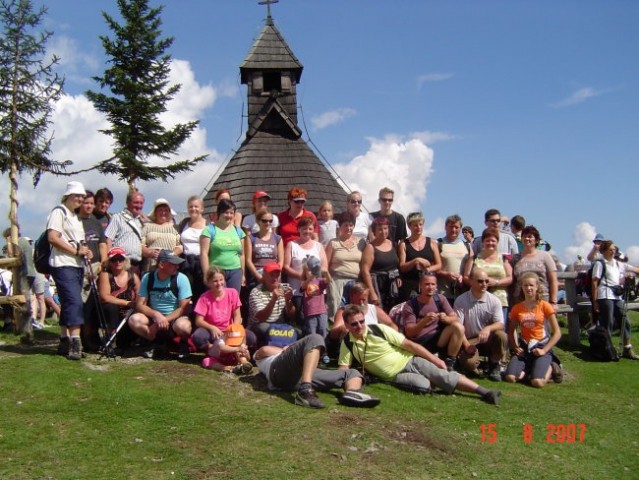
[
  {"x1": 201, "y1": 225, "x2": 245, "y2": 270},
  {"x1": 338, "y1": 324, "x2": 412, "y2": 381}
]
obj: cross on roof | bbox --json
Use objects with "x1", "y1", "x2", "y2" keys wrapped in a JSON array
[{"x1": 258, "y1": 0, "x2": 279, "y2": 19}]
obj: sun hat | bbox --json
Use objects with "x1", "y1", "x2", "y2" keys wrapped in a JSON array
[
  {"x1": 225, "y1": 323, "x2": 246, "y2": 347},
  {"x1": 253, "y1": 190, "x2": 271, "y2": 201},
  {"x1": 64, "y1": 181, "x2": 86, "y2": 197},
  {"x1": 157, "y1": 249, "x2": 184, "y2": 265},
  {"x1": 107, "y1": 246, "x2": 127, "y2": 259}
]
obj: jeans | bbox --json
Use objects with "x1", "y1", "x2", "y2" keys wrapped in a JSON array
[
  {"x1": 51, "y1": 266, "x2": 84, "y2": 327},
  {"x1": 597, "y1": 299, "x2": 631, "y2": 343}
]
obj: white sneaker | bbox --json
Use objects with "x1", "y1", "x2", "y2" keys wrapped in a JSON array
[{"x1": 339, "y1": 391, "x2": 381, "y2": 408}]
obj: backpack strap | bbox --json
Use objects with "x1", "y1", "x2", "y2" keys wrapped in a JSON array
[
  {"x1": 147, "y1": 272, "x2": 179, "y2": 299},
  {"x1": 208, "y1": 224, "x2": 243, "y2": 242}
]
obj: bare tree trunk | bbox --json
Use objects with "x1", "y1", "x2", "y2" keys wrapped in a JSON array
[{"x1": 8, "y1": 161, "x2": 33, "y2": 342}]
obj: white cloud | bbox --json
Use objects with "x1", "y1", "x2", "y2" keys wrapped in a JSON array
[
  {"x1": 551, "y1": 87, "x2": 606, "y2": 108},
  {"x1": 627, "y1": 246, "x2": 639, "y2": 265},
  {"x1": 333, "y1": 133, "x2": 435, "y2": 215},
  {"x1": 47, "y1": 34, "x2": 100, "y2": 85},
  {"x1": 3, "y1": 59, "x2": 222, "y2": 237},
  {"x1": 311, "y1": 108, "x2": 357, "y2": 130},
  {"x1": 424, "y1": 217, "x2": 445, "y2": 238},
  {"x1": 562, "y1": 222, "x2": 639, "y2": 267},
  {"x1": 563, "y1": 222, "x2": 597, "y2": 265},
  {"x1": 417, "y1": 73, "x2": 454, "y2": 90},
  {"x1": 410, "y1": 130, "x2": 457, "y2": 144}
]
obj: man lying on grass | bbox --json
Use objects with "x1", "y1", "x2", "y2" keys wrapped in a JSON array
[
  {"x1": 254, "y1": 333, "x2": 380, "y2": 409},
  {"x1": 338, "y1": 304, "x2": 501, "y2": 406}
]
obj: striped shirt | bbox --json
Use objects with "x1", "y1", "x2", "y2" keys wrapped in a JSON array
[{"x1": 105, "y1": 209, "x2": 143, "y2": 262}]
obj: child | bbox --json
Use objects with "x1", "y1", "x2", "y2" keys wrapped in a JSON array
[
  {"x1": 505, "y1": 272, "x2": 562, "y2": 387},
  {"x1": 317, "y1": 200, "x2": 338, "y2": 247},
  {"x1": 300, "y1": 257, "x2": 331, "y2": 364},
  {"x1": 202, "y1": 323, "x2": 253, "y2": 375}
]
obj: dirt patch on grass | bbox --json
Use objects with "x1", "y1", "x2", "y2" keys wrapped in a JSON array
[{"x1": 328, "y1": 412, "x2": 459, "y2": 456}]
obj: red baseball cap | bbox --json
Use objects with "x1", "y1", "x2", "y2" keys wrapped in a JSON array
[
  {"x1": 263, "y1": 262, "x2": 282, "y2": 273},
  {"x1": 107, "y1": 246, "x2": 127, "y2": 259},
  {"x1": 253, "y1": 190, "x2": 271, "y2": 201}
]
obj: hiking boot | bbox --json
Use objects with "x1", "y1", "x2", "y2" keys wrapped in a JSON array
[
  {"x1": 488, "y1": 363, "x2": 502, "y2": 382},
  {"x1": 232, "y1": 362, "x2": 253, "y2": 375},
  {"x1": 482, "y1": 390, "x2": 501, "y2": 406},
  {"x1": 444, "y1": 356, "x2": 457, "y2": 372},
  {"x1": 295, "y1": 387, "x2": 325, "y2": 409},
  {"x1": 339, "y1": 391, "x2": 381, "y2": 408},
  {"x1": 67, "y1": 337, "x2": 83, "y2": 361},
  {"x1": 622, "y1": 347, "x2": 639, "y2": 360},
  {"x1": 551, "y1": 361, "x2": 564, "y2": 383},
  {"x1": 57, "y1": 336, "x2": 70, "y2": 356}
]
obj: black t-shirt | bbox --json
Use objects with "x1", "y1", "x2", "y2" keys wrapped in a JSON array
[{"x1": 371, "y1": 210, "x2": 408, "y2": 243}]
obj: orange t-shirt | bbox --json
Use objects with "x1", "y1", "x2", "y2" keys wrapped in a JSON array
[{"x1": 509, "y1": 301, "x2": 553, "y2": 343}]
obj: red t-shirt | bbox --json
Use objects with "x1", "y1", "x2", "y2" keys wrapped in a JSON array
[{"x1": 277, "y1": 209, "x2": 319, "y2": 247}]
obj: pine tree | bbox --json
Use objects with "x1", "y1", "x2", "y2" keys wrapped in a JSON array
[
  {"x1": 86, "y1": 0, "x2": 206, "y2": 191},
  {"x1": 0, "y1": 0, "x2": 65, "y2": 338},
  {"x1": 0, "y1": 0, "x2": 66, "y2": 241}
]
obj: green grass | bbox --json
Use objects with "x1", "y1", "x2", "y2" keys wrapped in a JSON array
[{"x1": 1, "y1": 315, "x2": 638, "y2": 480}]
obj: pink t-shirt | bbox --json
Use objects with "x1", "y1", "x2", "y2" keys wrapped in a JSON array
[{"x1": 194, "y1": 288, "x2": 241, "y2": 330}]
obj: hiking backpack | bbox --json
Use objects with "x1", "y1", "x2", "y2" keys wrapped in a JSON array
[
  {"x1": 588, "y1": 326, "x2": 619, "y2": 362},
  {"x1": 33, "y1": 206, "x2": 66, "y2": 275}
]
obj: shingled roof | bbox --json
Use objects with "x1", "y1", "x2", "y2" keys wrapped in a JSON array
[
  {"x1": 203, "y1": 13, "x2": 349, "y2": 217},
  {"x1": 240, "y1": 16, "x2": 303, "y2": 84}
]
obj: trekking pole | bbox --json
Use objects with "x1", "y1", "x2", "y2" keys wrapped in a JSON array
[
  {"x1": 619, "y1": 277, "x2": 631, "y2": 353},
  {"x1": 104, "y1": 308, "x2": 133, "y2": 351},
  {"x1": 82, "y1": 252, "x2": 113, "y2": 358}
]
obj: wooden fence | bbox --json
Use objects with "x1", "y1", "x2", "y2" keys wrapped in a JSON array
[{"x1": 557, "y1": 271, "x2": 639, "y2": 346}]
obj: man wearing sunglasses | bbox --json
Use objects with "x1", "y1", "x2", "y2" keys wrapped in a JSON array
[
  {"x1": 338, "y1": 305, "x2": 501, "y2": 405},
  {"x1": 471, "y1": 209, "x2": 518, "y2": 257},
  {"x1": 453, "y1": 269, "x2": 507, "y2": 381},
  {"x1": 370, "y1": 187, "x2": 407, "y2": 244}
]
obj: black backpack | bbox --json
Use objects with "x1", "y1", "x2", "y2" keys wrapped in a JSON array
[
  {"x1": 146, "y1": 271, "x2": 179, "y2": 299},
  {"x1": 588, "y1": 326, "x2": 619, "y2": 362},
  {"x1": 33, "y1": 206, "x2": 66, "y2": 275}
]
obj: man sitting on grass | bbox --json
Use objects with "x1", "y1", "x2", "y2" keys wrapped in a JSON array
[
  {"x1": 128, "y1": 250, "x2": 192, "y2": 358},
  {"x1": 338, "y1": 305, "x2": 501, "y2": 406},
  {"x1": 454, "y1": 268, "x2": 507, "y2": 381},
  {"x1": 254, "y1": 333, "x2": 380, "y2": 409}
]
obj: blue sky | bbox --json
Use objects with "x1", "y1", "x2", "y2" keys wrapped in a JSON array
[{"x1": 4, "y1": 0, "x2": 638, "y2": 264}]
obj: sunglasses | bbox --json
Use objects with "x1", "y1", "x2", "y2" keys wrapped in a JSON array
[
  {"x1": 293, "y1": 199, "x2": 306, "y2": 204},
  {"x1": 349, "y1": 320, "x2": 365, "y2": 327},
  {"x1": 475, "y1": 279, "x2": 489, "y2": 284},
  {"x1": 109, "y1": 256, "x2": 125, "y2": 263},
  {"x1": 261, "y1": 219, "x2": 273, "y2": 224},
  {"x1": 488, "y1": 218, "x2": 501, "y2": 223},
  {"x1": 349, "y1": 200, "x2": 362, "y2": 205},
  {"x1": 380, "y1": 198, "x2": 393, "y2": 203}
]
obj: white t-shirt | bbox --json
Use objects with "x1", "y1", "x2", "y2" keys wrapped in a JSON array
[
  {"x1": 255, "y1": 353, "x2": 279, "y2": 390},
  {"x1": 180, "y1": 225, "x2": 203, "y2": 256},
  {"x1": 592, "y1": 258, "x2": 625, "y2": 300},
  {"x1": 47, "y1": 205, "x2": 85, "y2": 268},
  {"x1": 353, "y1": 212, "x2": 372, "y2": 240}
]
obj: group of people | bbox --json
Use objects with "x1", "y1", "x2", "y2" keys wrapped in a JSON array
[{"x1": 20, "y1": 180, "x2": 638, "y2": 409}]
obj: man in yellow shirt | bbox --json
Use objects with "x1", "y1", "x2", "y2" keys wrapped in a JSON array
[{"x1": 338, "y1": 305, "x2": 501, "y2": 405}]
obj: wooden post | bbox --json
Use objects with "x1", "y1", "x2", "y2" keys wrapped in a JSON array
[{"x1": 560, "y1": 271, "x2": 581, "y2": 346}]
